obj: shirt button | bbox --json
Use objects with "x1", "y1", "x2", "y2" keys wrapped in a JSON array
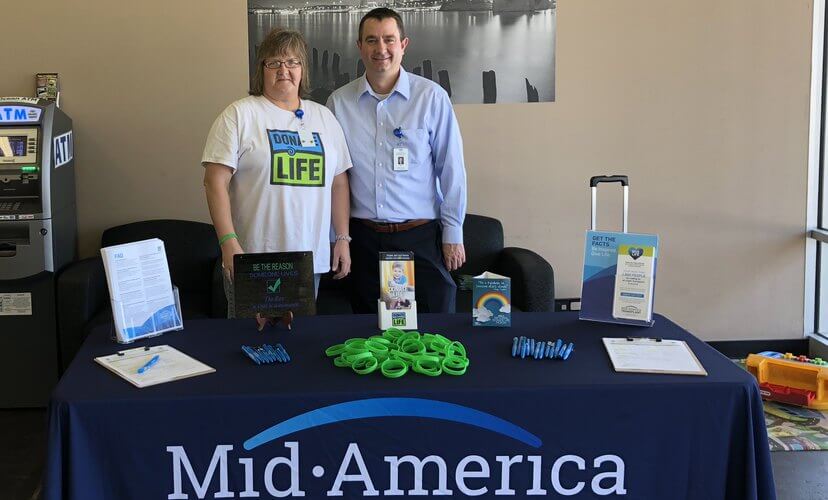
[
  {"x1": 378, "y1": 183, "x2": 382, "y2": 187},
  {"x1": 379, "y1": 204, "x2": 384, "y2": 207},
  {"x1": 379, "y1": 162, "x2": 382, "y2": 166},
  {"x1": 379, "y1": 141, "x2": 383, "y2": 146}
]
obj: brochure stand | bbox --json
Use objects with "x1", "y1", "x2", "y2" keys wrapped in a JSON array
[
  {"x1": 111, "y1": 286, "x2": 183, "y2": 344},
  {"x1": 378, "y1": 299, "x2": 418, "y2": 330},
  {"x1": 579, "y1": 176, "x2": 658, "y2": 327},
  {"x1": 377, "y1": 251, "x2": 419, "y2": 330}
]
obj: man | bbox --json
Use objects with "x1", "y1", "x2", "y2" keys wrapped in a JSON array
[{"x1": 327, "y1": 8, "x2": 467, "y2": 313}]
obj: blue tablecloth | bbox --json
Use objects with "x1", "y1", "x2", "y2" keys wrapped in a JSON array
[{"x1": 44, "y1": 313, "x2": 775, "y2": 499}]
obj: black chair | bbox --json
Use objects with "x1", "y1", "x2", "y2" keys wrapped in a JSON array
[
  {"x1": 56, "y1": 220, "x2": 226, "y2": 371},
  {"x1": 316, "y1": 214, "x2": 555, "y2": 314},
  {"x1": 452, "y1": 214, "x2": 554, "y2": 313}
]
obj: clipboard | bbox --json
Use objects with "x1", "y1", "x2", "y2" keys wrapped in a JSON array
[
  {"x1": 95, "y1": 345, "x2": 215, "y2": 388},
  {"x1": 602, "y1": 337, "x2": 707, "y2": 376}
]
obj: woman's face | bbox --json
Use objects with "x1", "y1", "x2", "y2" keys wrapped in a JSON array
[{"x1": 262, "y1": 51, "x2": 303, "y2": 101}]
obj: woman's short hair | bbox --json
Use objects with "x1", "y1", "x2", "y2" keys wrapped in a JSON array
[{"x1": 250, "y1": 28, "x2": 310, "y2": 97}]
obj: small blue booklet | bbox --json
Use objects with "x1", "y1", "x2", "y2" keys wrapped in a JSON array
[
  {"x1": 580, "y1": 231, "x2": 659, "y2": 327},
  {"x1": 472, "y1": 272, "x2": 511, "y2": 327}
]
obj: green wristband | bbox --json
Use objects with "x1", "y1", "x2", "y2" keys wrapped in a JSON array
[
  {"x1": 413, "y1": 356, "x2": 442, "y2": 376},
  {"x1": 381, "y1": 359, "x2": 408, "y2": 378},
  {"x1": 325, "y1": 344, "x2": 347, "y2": 357},
  {"x1": 218, "y1": 232, "x2": 238, "y2": 245},
  {"x1": 352, "y1": 356, "x2": 378, "y2": 375}
]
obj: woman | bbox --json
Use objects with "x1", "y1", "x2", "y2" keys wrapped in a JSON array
[{"x1": 202, "y1": 28, "x2": 352, "y2": 317}]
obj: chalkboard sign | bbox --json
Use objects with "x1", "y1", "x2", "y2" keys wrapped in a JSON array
[{"x1": 233, "y1": 252, "x2": 315, "y2": 318}]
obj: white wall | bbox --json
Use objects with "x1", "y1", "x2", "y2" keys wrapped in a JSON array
[{"x1": 0, "y1": 0, "x2": 813, "y2": 340}]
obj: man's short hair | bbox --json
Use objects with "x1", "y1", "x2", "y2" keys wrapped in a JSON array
[
  {"x1": 358, "y1": 8, "x2": 406, "y2": 41},
  {"x1": 392, "y1": 262, "x2": 404, "y2": 270}
]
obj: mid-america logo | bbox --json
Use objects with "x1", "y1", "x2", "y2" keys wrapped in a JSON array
[{"x1": 166, "y1": 398, "x2": 627, "y2": 498}]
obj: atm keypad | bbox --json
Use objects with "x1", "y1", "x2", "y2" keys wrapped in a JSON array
[{"x1": 0, "y1": 202, "x2": 22, "y2": 212}]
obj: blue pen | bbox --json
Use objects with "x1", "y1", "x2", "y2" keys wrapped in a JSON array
[{"x1": 137, "y1": 354, "x2": 160, "y2": 374}]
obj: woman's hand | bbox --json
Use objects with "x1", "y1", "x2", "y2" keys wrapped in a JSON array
[
  {"x1": 221, "y1": 238, "x2": 244, "y2": 283},
  {"x1": 331, "y1": 240, "x2": 351, "y2": 279}
]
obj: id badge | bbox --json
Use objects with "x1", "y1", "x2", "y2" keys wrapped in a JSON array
[
  {"x1": 393, "y1": 148, "x2": 409, "y2": 171},
  {"x1": 298, "y1": 129, "x2": 316, "y2": 147}
]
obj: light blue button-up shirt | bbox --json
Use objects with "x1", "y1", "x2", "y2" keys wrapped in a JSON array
[{"x1": 326, "y1": 69, "x2": 467, "y2": 244}]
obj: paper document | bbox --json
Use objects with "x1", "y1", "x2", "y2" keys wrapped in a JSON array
[
  {"x1": 101, "y1": 238, "x2": 182, "y2": 342},
  {"x1": 603, "y1": 337, "x2": 707, "y2": 376},
  {"x1": 95, "y1": 345, "x2": 215, "y2": 388}
]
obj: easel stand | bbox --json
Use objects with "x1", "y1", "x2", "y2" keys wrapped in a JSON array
[{"x1": 378, "y1": 299, "x2": 418, "y2": 330}]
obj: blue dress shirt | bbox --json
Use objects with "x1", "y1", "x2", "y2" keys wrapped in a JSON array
[{"x1": 326, "y1": 69, "x2": 467, "y2": 244}]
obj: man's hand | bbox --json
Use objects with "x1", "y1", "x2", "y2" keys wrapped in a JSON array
[
  {"x1": 331, "y1": 240, "x2": 351, "y2": 279},
  {"x1": 442, "y1": 243, "x2": 466, "y2": 272}
]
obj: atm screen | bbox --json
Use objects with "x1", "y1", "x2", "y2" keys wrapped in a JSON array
[{"x1": 0, "y1": 136, "x2": 27, "y2": 157}]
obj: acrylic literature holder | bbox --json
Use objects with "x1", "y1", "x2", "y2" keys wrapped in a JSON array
[
  {"x1": 378, "y1": 299, "x2": 418, "y2": 330},
  {"x1": 377, "y1": 251, "x2": 418, "y2": 330}
]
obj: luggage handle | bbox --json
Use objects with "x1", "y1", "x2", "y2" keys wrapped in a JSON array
[
  {"x1": 590, "y1": 175, "x2": 629, "y2": 233},
  {"x1": 590, "y1": 175, "x2": 629, "y2": 187}
]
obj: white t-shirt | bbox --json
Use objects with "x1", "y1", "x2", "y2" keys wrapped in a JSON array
[{"x1": 202, "y1": 96, "x2": 352, "y2": 273}]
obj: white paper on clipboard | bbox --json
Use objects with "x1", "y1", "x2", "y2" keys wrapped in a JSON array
[
  {"x1": 95, "y1": 345, "x2": 215, "y2": 388},
  {"x1": 602, "y1": 337, "x2": 707, "y2": 376}
]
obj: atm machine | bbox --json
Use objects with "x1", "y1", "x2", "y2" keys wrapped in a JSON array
[{"x1": 0, "y1": 97, "x2": 76, "y2": 407}]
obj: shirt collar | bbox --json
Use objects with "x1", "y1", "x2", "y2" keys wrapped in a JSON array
[{"x1": 357, "y1": 68, "x2": 411, "y2": 101}]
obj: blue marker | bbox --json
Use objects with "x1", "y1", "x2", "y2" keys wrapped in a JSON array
[
  {"x1": 393, "y1": 127, "x2": 403, "y2": 139},
  {"x1": 277, "y1": 344, "x2": 291, "y2": 362},
  {"x1": 561, "y1": 343, "x2": 575, "y2": 361},
  {"x1": 137, "y1": 354, "x2": 160, "y2": 374},
  {"x1": 294, "y1": 109, "x2": 304, "y2": 120}
]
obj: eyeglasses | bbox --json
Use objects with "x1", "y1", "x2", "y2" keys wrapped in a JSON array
[{"x1": 263, "y1": 59, "x2": 302, "y2": 69}]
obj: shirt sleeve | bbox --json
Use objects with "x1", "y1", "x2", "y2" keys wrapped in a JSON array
[
  {"x1": 330, "y1": 114, "x2": 353, "y2": 177},
  {"x1": 429, "y1": 90, "x2": 467, "y2": 245},
  {"x1": 201, "y1": 104, "x2": 240, "y2": 171}
]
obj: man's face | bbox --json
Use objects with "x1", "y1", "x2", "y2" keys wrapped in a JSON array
[{"x1": 358, "y1": 17, "x2": 409, "y2": 79}]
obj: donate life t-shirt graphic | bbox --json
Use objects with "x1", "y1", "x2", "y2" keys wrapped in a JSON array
[{"x1": 269, "y1": 129, "x2": 325, "y2": 187}]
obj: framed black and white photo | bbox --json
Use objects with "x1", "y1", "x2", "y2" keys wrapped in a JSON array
[{"x1": 248, "y1": 0, "x2": 556, "y2": 104}]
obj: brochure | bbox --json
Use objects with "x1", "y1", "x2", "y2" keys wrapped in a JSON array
[
  {"x1": 101, "y1": 238, "x2": 182, "y2": 343},
  {"x1": 472, "y1": 272, "x2": 511, "y2": 327},
  {"x1": 612, "y1": 244, "x2": 656, "y2": 321},
  {"x1": 379, "y1": 251, "x2": 416, "y2": 310}
]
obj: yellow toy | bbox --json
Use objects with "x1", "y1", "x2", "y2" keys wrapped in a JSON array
[{"x1": 746, "y1": 351, "x2": 828, "y2": 410}]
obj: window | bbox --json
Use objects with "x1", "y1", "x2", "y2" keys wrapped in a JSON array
[{"x1": 808, "y1": 1, "x2": 828, "y2": 341}]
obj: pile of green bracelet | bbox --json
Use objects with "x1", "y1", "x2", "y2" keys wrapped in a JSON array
[{"x1": 324, "y1": 328, "x2": 470, "y2": 378}]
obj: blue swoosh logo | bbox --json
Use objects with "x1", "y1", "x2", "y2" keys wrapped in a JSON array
[{"x1": 244, "y1": 397, "x2": 542, "y2": 450}]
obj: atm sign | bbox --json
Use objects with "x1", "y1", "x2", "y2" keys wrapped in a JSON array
[
  {"x1": 54, "y1": 131, "x2": 73, "y2": 168},
  {"x1": 0, "y1": 106, "x2": 41, "y2": 123}
]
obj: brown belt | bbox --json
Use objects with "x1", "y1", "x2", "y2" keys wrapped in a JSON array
[{"x1": 358, "y1": 218, "x2": 432, "y2": 233}]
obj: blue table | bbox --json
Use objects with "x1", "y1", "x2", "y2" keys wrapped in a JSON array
[{"x1": 44, "y1": 313, "x2": 775, "y2": 499}]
